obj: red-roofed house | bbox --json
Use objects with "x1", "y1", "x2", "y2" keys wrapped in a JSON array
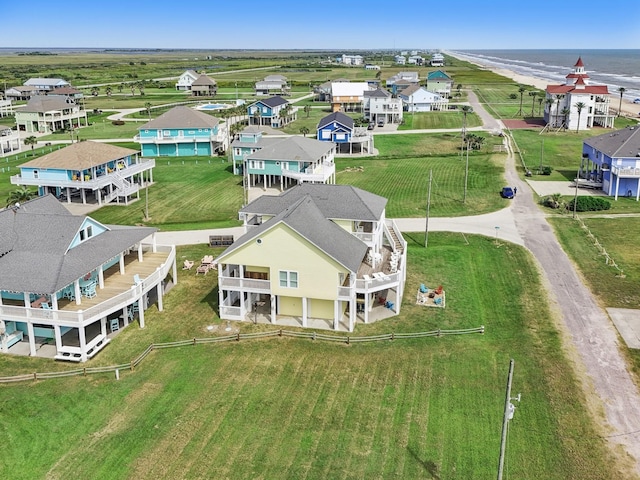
[{"x1": 544, "y1": 57, "x2": 614, "y2": 130}]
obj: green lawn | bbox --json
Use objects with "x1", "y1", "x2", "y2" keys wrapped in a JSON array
[
  {"x1": 399, "y1": 111, "x2": 482, "y2": 130},
  {"x1": 0, "y1": 234, "x2": 619, "y2": 479}
]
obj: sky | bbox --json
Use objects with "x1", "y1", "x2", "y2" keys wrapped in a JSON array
[{"x1": 2, "y1": 0, "x2": 639, "y2": 50}]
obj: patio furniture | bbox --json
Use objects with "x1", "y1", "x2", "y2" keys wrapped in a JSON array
[
  {"x1": 133, "y1": 274, "x2": 142, "y2": 285},
  {"x1": 183, "y1": 260, "x2": 195, "y2": 270},
  {"x1": 83, "y1": 281, "x2": 97, "y2": 299},
  {"x1": 110, "y1": 318, "x2": 120, "y2": 333},
  {"x1": 201, "y1": 255, "x2": 214, "y2": 266},
  {"x1": 30, "y1": 296, "x2": 47, "y2": 308},
  {"x1": 420, "y1": 284, "x2": 428, "y2": 293},
  {"x1": 196, "y1": 264, "x2": 210, "y2": 275},
  {"x1": 41, "y1": 303, "x2": 51, "y2": 309},
  {"x1": 62, "y1": 286, "x2": 75, "y2": 301}
]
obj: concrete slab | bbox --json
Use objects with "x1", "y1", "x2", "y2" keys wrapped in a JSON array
[
  {"x1": 608, "y1": 308, "x2": 640, "y2": 349},
  {"x1": 526, "y1": 180, "x2": 608, "y2": 197}
]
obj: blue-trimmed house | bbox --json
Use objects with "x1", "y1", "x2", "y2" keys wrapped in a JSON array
[
  {"x1": 10, "y1": 141, "x2": 155, "y2": 206},
  {"x1": 580, "y1": 126, "x2": 640, "y2": 200},
  {"x1": 0, "y1": 195, "x2": 177, "y2": 362},
  {"x1": 317, "y1": 112, "x2": 373, "y2": 155},
  {"x1": 426, "y1": 70, "x2": 454, "y2": 98},
  {"x1": 247, "y1": 96, "x2": 297, "y2": 128},
  {"x1": 135, "y1": 106, "x2": 228, "y2": 157}
]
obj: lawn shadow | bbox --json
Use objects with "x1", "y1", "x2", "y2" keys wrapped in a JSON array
[
  {"x1": 403, "y1": 232, "x2": 425, "y2": 246},
  {"x1": 201, "y1": 285, "x2": 219, "y2": 312},
  {"x1": 407, "y1": 447, "x2": 441, "y2": 479},
  {"x1": 555, "y1": 169, "x2": 577, "y2": 181}
]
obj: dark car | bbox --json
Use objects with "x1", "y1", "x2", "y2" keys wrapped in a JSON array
[
  {"x1": 367, "y1": 123, "x2": 375, "y2": 130},
  {"x1": 377, "y1": 119, "x2": 385, "y2": 127},
  {"x1": 501, "y1": 187, "x2": 515, "y2": 199}
]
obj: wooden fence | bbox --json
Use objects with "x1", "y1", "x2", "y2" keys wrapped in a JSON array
[
  {"x1": 0, "y1": 326, "x2": 485, "y2": 384},
  {"x1": 575, "y1": 216, "x2": 625, "y2": 277}
]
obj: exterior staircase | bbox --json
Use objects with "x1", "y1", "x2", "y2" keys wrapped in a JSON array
[{"x1": 103, "y1": 170, "x2": 140, "y2": 204}]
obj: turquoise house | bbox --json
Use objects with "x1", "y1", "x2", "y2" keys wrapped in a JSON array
[{"x1": 135, "y1": 106, "x2": 228, "y2": 157}]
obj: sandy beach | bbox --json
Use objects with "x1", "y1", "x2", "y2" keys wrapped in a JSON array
[{"x1": 447, "y1": 51, "x2": 640, "y2": 118}]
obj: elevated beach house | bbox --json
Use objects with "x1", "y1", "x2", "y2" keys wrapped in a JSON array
[
  {"x1": 175, "y1": 70, "x2": 199, "y2": 91},
  {"x1": 425, "y1": 70, "x2": 454, "y2": 98},
  {"x1": 399, "y1": 85, "x2": 448, "y2": 112},
  {"x1": 135, "y1": 106, "x2": 228, "y2": 156},
  {"x1": 330, "y1": 82, "x2": 374, "y2": 112},
  {"x1": 216, "y1": 184, "x2": 407, "y2": 331},
  {"x1": 247, "y1": 96, "x2": 297, "y2": 128},
  {"x1": 10, "y1": 141, "x2": 155, "y2": 206},
  {"x1": 15, "y1": 96, "x2": 88, "y2": 134},
  {"x1": 0, "y1": 124, "x2": 21, "y2": 157},
  {"x1": 236, "y1": 131, "x2": 336, "y2": 191},
  {"x1": 24, "y1": 77, "x2": 71, "y2": 93},
  {"x1": 544, "y1": 57, "x2": 614, "y2": 130},
  {"x1": 580, "y1": 125, "x2": 640, "y2": 200},
  {"x1": 255, "y1": 75, "x2": 289, "y2": 96},
  {"x1": 0, "y1": 195, "x2": 177, "y2": 362},
  {"x1": 317, "y1": 111, "x2": 373, "y2": 155},
  {"x1": 191, "y1": 74, "x2": 218, "y2": 97},
  {"x1": 363, "y1": 87, "x2": 403, "y2": 125}
]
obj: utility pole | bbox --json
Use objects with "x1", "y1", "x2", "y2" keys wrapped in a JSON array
[
  {"x1": 497, "y1": 359, "x2": 519, "y2": 480},
  {"x1": 540, "y1": 138, "x2": 544, "y2": 174},
  {"x1": 573, "y1": 167, "x2": 580, "y2": 219},
  {"x1": 424, "y1": 169, "x2": 432, "y2": 248},
  {"x1": 463, "y1": 140, "x2": 469, "y2": 203}
]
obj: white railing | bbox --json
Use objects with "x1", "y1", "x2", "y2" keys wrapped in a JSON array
[
  {"x1": 354, "y1": 232, "x2": 375, "y2": 243},
  {"x1": 281, "y1": 162, "x2": 335, "y2": 183},
  {"x1": 135, "y1": 133, "x2": 221, "y2": 143},
  {"x1": 337, "y1": 286, "x2": 352, "y2": 300},
  {"x1": 355, "y1": 272, "x2": 401, "y2": 291},
  {"x1": 219, "y1": 276, "x2": 271, "y2": 292},
  {"x1": 612, "y1": 166, "x2": 640, "y2": 177},
  {"x1": 220, "y1": 305, "x2": 243, "y2": 319}
]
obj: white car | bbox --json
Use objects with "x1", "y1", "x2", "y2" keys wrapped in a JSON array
[{"x1": 633, "y1": 98, "x2": 640, "y2": 104}]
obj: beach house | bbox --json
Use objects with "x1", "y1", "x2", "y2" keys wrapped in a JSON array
[
  {"x1": 216, "y1": 184, "x2": 407, "y2": 331},
  {"x1": 363, "y1": 88, "x2": 403, "y2": 125},
  {"x1": 399, "y1": 85, "x2": 448, "y2": 112},
  {"x1": 544, "y1": 57, "x2": 615, "y2": 130},
  {"x1": 317, "y1": 112, "x2": 373, "y2": 155},
  {"x1": 330, "y1": 82, "x2": 374, "y2": 112},
  {"x1": 0, "y1": 124, "x2": 21, "y2": 157},
  {"x1": 10, "y1": 141, "x2": 155, "y2": 206},
  {"x1": 426, "y1": 70, "x2": 454, "y2": 98},
  {"x1": 135, "y1": 106, "x2": 228, "y2": 156},
  {"x1": 24, "y1": 78, "x2": 71, "y2": 93},
  {"x1": 255, "y1": 75, "x2": 289, "y2": 96},
  {"x1": 247, "y1": 96, "x2": 297, "y2": 128},
  {"x1": 175, "y1": 70, "x2": 199, "y2": 91},
  {"x1": 190, "y1": 74, "x2": 217, "y2": 97},
  {"x1": 15, "y1": 96, "x2": 88, "y2": 134},
  {"x1": 580, "y1": 125, "x2": 640, "y2": 200},
  {"x1": 0, "y1": 195, "x2": 176, "y2": 362}
]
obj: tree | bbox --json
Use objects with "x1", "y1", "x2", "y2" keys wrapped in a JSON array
[
  {"x1": 91, "y1": 87, "x2": 99, "y2": 97},
  {"x1": 6, "y1": 186, "x2": 36, "y2": 208},
  {"x1": 144, "y1": 102, "x2": 152, "y2": 120},
  {"x1": 23, "y1": 136, "x2": 37, "y2": 150},
  {"x1": 304, "y1": 105, "x2": 311, "y2": 118},
  {"x1": 118, "y1": 83, "x2": 124, "y2": 94},
  {"x1": 574, "y1": 102, "x2": 586, "y2": 132},
  {"x1": 300, "y1": 126, "x2": 310, "y2": 137},
  {"x1": 544, "y1": 98, "x2": 555, "y2": 124},
  {"x1": 457, "y1": 84, "x2": 463, "y2": 95},
  {"x1": 560, "y1": 107, "x2": 571, "y2": 129},
  {"x1": 528, "y1": 91, "x2": 539, "y2": 117},
  {"x1": 105, "y1": 86, "x2": 112, "y2": 97},
  {"x1": 617, "y1": 87, "x2": 626, "y2": 117},
  {"x1": 252, "y1": 108, "x2": 262, "y2": 126},
  {"x1": 537, "y1": 97, "x2": 544, "y2": 116},
  {"x1": 130, "y1": 84, "x2": 136, "y2": 96},
  {"x1": 460, "y1": 105, "x2": 473, "y2": 154},
  {"x1": 554, "y1": 94, "x2": 565, "y2": 127},
  {"x1": 516, "y1": 86, "x2": 527, "y2": 116}
]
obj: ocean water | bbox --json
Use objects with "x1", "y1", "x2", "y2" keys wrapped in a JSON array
[{"x1": 450, "y1": 49, "x2": 640, "y2": 102}]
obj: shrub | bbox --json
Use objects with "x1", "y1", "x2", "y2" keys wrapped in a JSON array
[
  {"x1": 568, "y1": 196, "x2": 611, "y2": 212},
  {"x1": 111, "y1": 120, "x2": 125, "y2": 126}
]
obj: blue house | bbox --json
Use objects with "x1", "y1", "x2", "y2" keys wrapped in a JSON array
[
  {"x1": 581, "y1": 126, "x2": 640, "y2": 200},
  {"x1": 135, "y1": 106, "x2": 228, "y2": 157},
  {"x1": 10, "y1": 141, "x2": 155, "y2": 206},
  {"x1": 247, "y1": 96, "x2": 297, "y2": 128},
  {"x1": 231, "y1": 128, "x2": 336, "y2": 192},
  {"x1": 317, "y1": 112, "x2": 373, "y2": 155},
  {"x1": 0, "y1": 195, "x2": 177, "y2": 362}
]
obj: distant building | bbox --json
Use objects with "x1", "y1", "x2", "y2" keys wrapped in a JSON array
[
  {"x1": 430, "y1": 53, "x2": 444, "y2": 67},
  {"x1": 394, "y1": 55, "x2": 406, "y2": 65},
  {"x1": 330, "y1": 82, "x2": 374, "y2": 112},
  {"x1": 15, "y1": 96, "x2": 87, "y2": 134},
  {"x1": 341, "y1": 54, "x2": 364, "y2": 66},
  {"x1": 190, "y1": 74, "x2": 217, "y2": 97},
  {"x1": 426, "y1": 70, "x2": 454, "y2": 98},
  {"x1": 0, "y1": 124, "x2": 21, "y2": 156},
  {"x1": 365, "y1": 64, "x2": 380, "y2": 70},
  {"x1": 24, "y1": 77, "x2": 70, "y2": 93},
  {"x1": 175, "y1": 70, "x2": 199, "y2": 91},
  {"x1": 399, "y1": 85, "x2": 448, "y2": 112},
  {"x1": 255, "y1": 75, "x2": 289, "y2": 96}
]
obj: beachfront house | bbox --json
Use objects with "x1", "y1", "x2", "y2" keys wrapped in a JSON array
[
  {"x1": 4, "y1": 86, "x2": 40, "y2": 101},
  {"x1": 580, "y1": 125, "x2": 640, "y2": 200},
  {"x1": 426, "y1": 70, "x2": 454, "y2": 98},
  {"x1": 363, "y1": 88, "x2": 403, "y2": 125},
  {"x1": 330, "y1": 82, "x2": 374, "y2": 112},
  {"x1": 399, "y1": 85, "x2": 448, "y2": 112},
  {"x1": 317, "y1": 112, "x2": 373, "y2": 155},
  {"x1": 241, "y1": 134, "x2": 336, "y2": 191},
  {"x1": 0, "y1": 124, "x2": 21, "y2": 157},
  {"x1": 216, "y1": 184, "x2": 407, "y2": 332},
  {"x1": 341, "y1": 54, "x2": 364, "y2": 66},
  {"x1": 394, "y1": 55, "x2": 406, "y2": 65},
  {"x1": 0, "y1": 195, "x2": 177, "y2": 362},
  {"x1": 386, "y1": 72, "x2": 419, "y2": 95},
  {"x1": 10, "y1": 141, "x2": 155, "y2": 206},
  {"x1": 135, "y1": 106, "x2": 228, "y2": 156},
  {"x1": 255, "y1": 75, "x2": 289, "y2": 96},
  {"x1": 247, "y1": 96, "x2": 297, "y2": 128},
  {"x1": 190, "y1": 74, "x2": 217, "y2": 97},
  {"x1": 15, "y1": 96, "x2": 88, "y2": 134},
  {"x1": 544, "y1": 57, "x2": 615, "y2": 130},
  {"x1": 430, "y1": 53, "x2": 445, "y2": 67},
  {"x1": 24, "y1": 78, "x2": 71, "y2": 93},
  {"x1": 175, "y1": 70, "x2": 199, "y2": 91}
]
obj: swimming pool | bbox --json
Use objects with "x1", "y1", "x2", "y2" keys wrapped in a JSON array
[{"x1": 196, "y1": 103, "x2": 231, "y2": 111}]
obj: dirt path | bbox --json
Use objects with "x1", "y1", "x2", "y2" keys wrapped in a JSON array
[{"x1": 504, "y1": 136, "x2": 640, "y2": 475}]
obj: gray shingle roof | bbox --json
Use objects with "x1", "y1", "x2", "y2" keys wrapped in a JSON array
[
  {"x1": 247, "y1": 136, "x2": 334, "y2": 162},
  {"x1": 250, "y1": 96, "x2": 288, "y2": 108},
  {"x1": 364, "y1": 88, "x2": 391, "y2": 98},
  {"x1": 0, "y1": 195, "x2": 156, "y2": 294},
  {"x1": 192, "y1": 74, "x2": 217, "y2": 86},
  {"x1": 584, "y1": 126, "x2": 640, "y2": 158},
  {"x1": 139, "y1": 106, "x2": 220, "y2": 130},
  {"x1": 317, "y1": 112, "x2": 354, "y2": 130},
  {"x1": 241, "y1": 184, "x2": 386, "y2": 222},
  {"x1": 19, "y1": 141, "x2": 138, "y2": 170},
  {"x1": 221, "y1": 195, "x2": 367, "y2": 272},
  {"x1": 22, "y1": 96, "x2": 78, "y2": 112}
]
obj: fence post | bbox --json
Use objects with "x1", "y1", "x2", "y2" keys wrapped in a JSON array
[
  {"x1": 312, "y1": 332, "x2": 316, "y2": 341},
  {"x1": 279, "y1": 329, "x2": 282, "y2": 337},
  {"x1": 33, "y1": 372, "x2": 37, "y2": 381},
  {"x1": 193, "y1": 338, "x2": 197, "y2": 345},
  {"x1": 236, "y1": 332, "x2": 240, "y2": 341},
  {"x1": 347, "y1": 336, "x2": 350, "y2": 345},
  {"x1": 481, "y1": 325, "x2": 485, "y2": 334},
  {"x1": 83, "y1": 368, "x2": 86, "y2": 376},
  {"x1": 131, "y1": 360, "x2": 134, "y2": 371},
  {"x1": 437, "y1": 328, "x2": 441, "y2": 337},
  {"x1": 391, "y1": 332, "x2": 395, "y2": 341}
]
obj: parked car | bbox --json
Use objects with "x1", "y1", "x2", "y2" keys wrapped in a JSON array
[
  {"x1": 377, "y1": 119, "x2": 385, "y2": 127},
  {"x1": 501, "y1": 187, "x2": 515, "y2": 199},
  {"x1": 633, "y1": 98, "x2": 640, "y2": 104},
  {"x1": 367, "y1": 123, "x2": 375, "y2": 130}
]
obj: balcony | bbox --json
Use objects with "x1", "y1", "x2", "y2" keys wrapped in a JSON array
[
  {"x1": 281, "y1": 161, "x2": 335, "y2": 183},
  {"x1": 135, "y1": 132, "x2": 226, "y2": 144},
  {"x1": 612, "y1": 166, "x2": 640, "y2": 178},
  {"x1": 219, "y1": 276, "x2": 271, "y2": 294}
]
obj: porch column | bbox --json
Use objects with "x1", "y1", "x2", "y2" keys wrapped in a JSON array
[
  {"x1": 348, "y1": 297, "x2": 355, "y2": 332},
  {"x1": 119, "y1": 253, "x2": 125, "y2": 274},
  {"x1": 51, "y1": 295, "x2": 59, "y2": 311},
  {"x1": 78, "y1": 325, "x2": 87, "y2": 362},
  {"x1": 74, "y1": 280, "x2": 82, "y2": 305},
  {"x1": 138, "y1": 243, "x2": 143, "y2": 262},
  {"x1": 152, "y1": 233, "x2": 157, "y2": 253},
  {"x1": 364, "y1": 294, "x2": 370, "y2": 324},
  {"x1": 23, "y1": 292, "x2": 30, "y2": 307},
  {"x1": 100, "y1": 318, "x2": 107, "y2": 337},
  {"x1": 138, "y1": 299, "x2": 145, "y2": 328},
  {"x1": 122, "y1": 306, "x2": 129, "y2": 326},
  {"x1": 333, "y1": 300, "x2": 339, "y2": 330},
  {"x1": 615, "y1": 175, "x2": 620, "y2": 201},
  {"x1": 149, "y1": 169, "x2": 153, "y2": 183},
  {"x1": 81, "y1": 188, "x2": 86, "y2": 205},
  {"x1": 637, "y1": 179, "x2": 640, "y2": 201},
  {"x1": 54, "y1": 325, "x2": 62, "y2": 350},
  {"x1": 98, "y1": 268, "x2": 104, "y2": 289},
  {"x1": 302, "y1": 297, "x2": 308, "y2": 328},
  {"x1": 97, "y1": 189, "x2": 102, "y2": 206},
  {"x1": 66, "y1": 187, "x2": 71, "y2": 203},
  {"x1": 156, "y1": 280, "x2": 163, "y2": 312},
  {"x1": 270, "y1": 295, "x2": 276, "y2": 324},
  {"x1": 172, "y1": 256, "x2": 178, "y2": 286},
  {"x1": 27, "y1": 322, "x2": 37, "y2": 357}
]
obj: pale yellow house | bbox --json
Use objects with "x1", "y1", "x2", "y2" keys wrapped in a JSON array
[{"x1": 216, "y1": 184, "x2": 407, "y2": 331}]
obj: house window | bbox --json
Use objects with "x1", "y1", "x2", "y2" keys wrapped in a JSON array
[
  {"x1": 188, "y1": 131, "x2": 195, "y2": 134},
  {"x1": 281, "y1": 162, "x2": 289, "y2": 170},
  {"x1": 249, "y1": 160, "x2": 264, "y2": 169},
  {"x1": 234, "y1": 148, "x2": 241, "y2": 156},
  {"x1": 79, "y1": 225, "x2": 93, "y2": 242},
  {"x1": 163, "y1": 130, "x2": 170, "y2": 137},
  {"x1": 321, "y1": 129, "x2": 331, "y2": 139},
  {"x1": 279, "y1": 270, "x2": 298, "y2": 288},
  {"x1": 33, "y1": 170, "x2": 39, "y2": 179}
]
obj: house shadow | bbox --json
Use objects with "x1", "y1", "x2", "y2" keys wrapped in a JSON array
[
  {"x1": 201, "y1": 285, "x2": 219, "y2": 311},
  {"x1": 407, "y1": 447, "x2": 441, "y2": 479}
]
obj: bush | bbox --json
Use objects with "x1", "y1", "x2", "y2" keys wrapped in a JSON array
[
  {"x1": 111, "y1": 120, "x2": 125, "y2": 126},
  {"x1": 539, "y1": 165, "x2": 552, "y2": 175},
  {"x1": 568, "y1": 196, "x2": 611, "y2": 212}
]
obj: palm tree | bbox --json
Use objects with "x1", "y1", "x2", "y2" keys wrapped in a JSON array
[
  {"x1": 118, "y1": 83, "x2": 124, "y2": 94},
  {"x1": 130, "y1": 84, "x2": 136, "y2": 96},
  {"x1": 144, "y1": 102, "x2": 152, "y2": 120},
  {"x1": 299, "y1": 126, "x2": 310, "y2": 137},
  {"x1": 91, "y1": 87, "x2": 99, "y2": 97},
  {"x1": 6, "y1": 186, "x2": 36, "y2": 208},
  {"x1": 574, "y1": 102, "x2": 586, "y2": 132},
  {"x1": 544, "y1": 98, "x2": 555, "y2": 124},
  {"x1": 105, "y1": 86, "x2": 112, "y2": 97},
  {"x1": 528, "y1": 91, "x2": 539, "y2": 117},
  {"x1": 554, "y1": 94, "x2": 565, "y2": 127},
  {"x1": 617, "y1": 87, "x2": 626, "y2": 117},
  {"x1": 23, "y1": 136, "x2": 37, "y2": 150},
  {"x1": 537, "y1": 97, "x2": 544, "y2": 116},
  {"x1": 560, "y1": 107, "x2": 571, "y2": 129},
  {"x1": 460, "y1": 105, "x2": 473, "y2": 153},
  {"x1": 304, "y1": 105, "x2": 311, "y2": 118},
  {"x1": 517, "y1": 86, "x2": 527, "y2": 116},
  {"x1": 252, "y1": 108, "x2": 262, "y2": 126}
]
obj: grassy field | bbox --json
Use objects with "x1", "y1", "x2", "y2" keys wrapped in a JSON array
[
  {"x1": 399, "y1": 111, "x2": 482, "y2": 130},
  {"x1": 0, "y1": 234, "x2": 621, "y2": 479}
]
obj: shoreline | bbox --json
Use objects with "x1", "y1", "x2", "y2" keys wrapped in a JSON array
[{"x1": 446, "y1": 51, "x2": 640, "y2": 118}]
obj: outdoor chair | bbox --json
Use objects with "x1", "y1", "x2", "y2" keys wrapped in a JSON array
[
  {"x1": 420, "y1": 284, "x2": 428, "y2": 293},
  {"x1": 83, "y1": 281, "x2": 97, "y2": 299},
  {"x1": 133, "y1": 274, "x2": 142, "y2": 285},
  {"x1": 41, "y1": 303, "x2": 51, "y2": 309},
  {"x1": 196, "y1": 264, "x2": 210, "y2": 275},
  {"x1": 183, "y1": 260, "x2": 194, "y2": 270},
  {"x1": 110, "y1": 318, "x2": 120, "y2": 333}
]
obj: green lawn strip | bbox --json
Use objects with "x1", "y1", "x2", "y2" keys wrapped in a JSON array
[
  {"x1": 0, "y1": 233, "x2": 619, "y2": 479},
  {"x1": 399, "y1": 111, "x2": 483, "y2": 130}
]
